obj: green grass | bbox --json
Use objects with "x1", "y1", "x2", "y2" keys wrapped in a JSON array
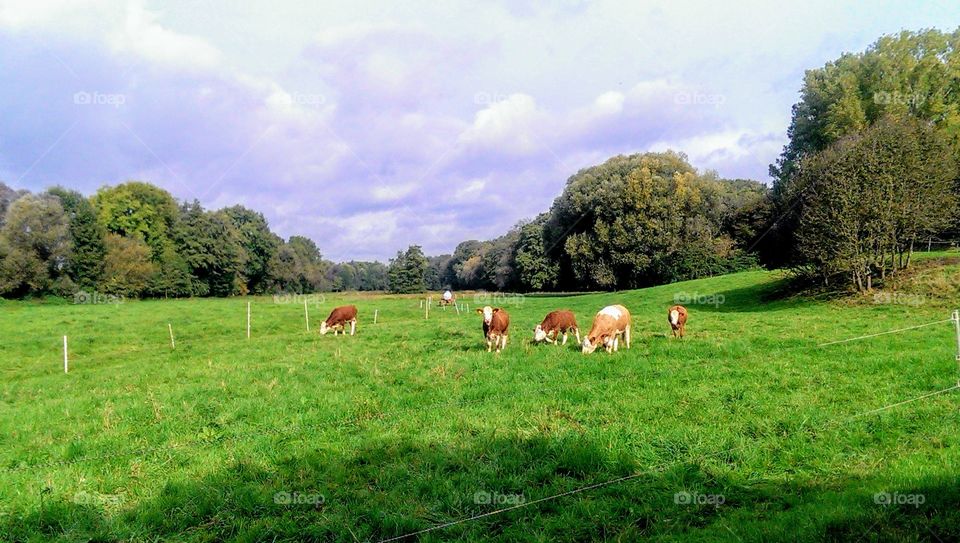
[{"x1": 1, "y1": 260, "x2": 959, "y2": 542}]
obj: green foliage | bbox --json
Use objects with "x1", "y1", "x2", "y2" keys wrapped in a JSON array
[
  {"x1": 794, "y1": 116, "x2": 957, "y2": 289},
  {"x1": 173, "y1": 202, "x2": 246, "y2": 297},
  {"x1": 92, "y1": 182, "x2": 178, "y2": 260},
  {"x1": 545, "y1": 151, "x2": 753, "y2": 290},
  {"x1": 0, "y1": 194, "x2": 71, "y2": 296},
  {"x1": 101, "y1": 233, "x2": 156, "y2": 296},
  {"x1": 388, "y1": 245, "x2": 428, "y2": 293},
  {"x1": 768, "y1": 28, "x2": 960, "y2": 267},
  {"x1": 47, "y1": 187, "x2": 106, "y2": 289},
  {"x1": 223, "y1": 205, "x2": 281, "y2": 294},
  {"x1": 514, "y1": 215, "x2": 560, "y2": 290}
]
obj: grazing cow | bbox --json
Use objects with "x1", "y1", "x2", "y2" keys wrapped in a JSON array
[
  {"x1": 581, "y1": 304, "x2": 632, "y2": 354},
  {"x1": 668, "y1": 305, "x2": 688, "y2": 338},
  {"x1": 319, "y1": 305, "x2": 358, "y2": 336},
  {"x1": 439, "y1": 290, "x2": 455, "y2": 306},
  {"x1": 534, "y1": 310, "x2": 580, "y2": 346},
  {"x1": 476, "y1": 305, "x2": 510, "y2": 353}
]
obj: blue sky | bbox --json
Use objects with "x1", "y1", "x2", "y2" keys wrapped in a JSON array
[{"x1": 1, "y1": 0, "x2": 958, "y2": 260}]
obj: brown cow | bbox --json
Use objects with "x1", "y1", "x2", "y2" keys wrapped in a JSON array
[
  {"x1": 534, "y1": 310, "x2": 580, "y2": 346},
  {"x1": 581, "y1": 304, "x2": 632, "y2": 354},
  {"x1": 668, "y1": 305, "x2": 688, "y2": 338},
  {"x1": 476, "y1": 305, "x2": 510, "y2": 353},
  {"x1": 319, "y1": 305, "x2": 358, "y2": 336}
]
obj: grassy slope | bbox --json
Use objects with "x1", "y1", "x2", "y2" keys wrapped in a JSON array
[{"x1": 0, "y1": 259, "x2": 958, "y2": 542}]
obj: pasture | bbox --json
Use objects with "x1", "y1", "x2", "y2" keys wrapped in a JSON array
[{"x1": 1, "y1": 264, "x2": 959, "y2": 541}]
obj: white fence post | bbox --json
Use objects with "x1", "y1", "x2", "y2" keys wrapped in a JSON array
[
  {"x1": 304, "y1": 299, "x2": 310, "y2": 332},
  {"x1": 247, "y1": 301, "x2": 251, "y2": 339},
  {"x1": 374, "y1": 309, "x2": 379, "y2": 324},
  {"x1": 168, "y1": 323, "x2": 175, "y2": 349}
]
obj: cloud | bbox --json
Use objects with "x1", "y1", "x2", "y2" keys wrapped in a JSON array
[{"x1": 1, "y1": 0, "x2": 958, "y2": 261}]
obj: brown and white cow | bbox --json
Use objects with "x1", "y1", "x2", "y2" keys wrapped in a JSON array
[
  {"x1": 581, "y1": 304, "x2": 631, "y2": 354},
  {"x1": 476, "y1": 305, "x2": 510, "y2": 353},
  {"x1": 439, "y1": 290, "x2": 456, "y2": 306},
  {"x1": 534, "y1": 310, "x2": 580, "y2": 346},
  {"x1": 319, "y1": 305, "x2": 358, "y2": 336},
  {"x1": 668, "y1": 305, "x2": 688, "y2": 338}
]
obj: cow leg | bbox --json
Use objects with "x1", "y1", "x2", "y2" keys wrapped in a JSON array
[
  {"x1": 350, "y1": 320, "x2": 356, "y2": 336},
  {"x1": 625, "y1": 326, "x2": 631, "y2": 349},
  {"x1": 561, "y1": 332, "x2": 567, "y2": 345},
  {"x1": 575, "y1": 328, "x2": 581, "y2": 345},
  {"x1": 613, "y1": 336, "x2": 619, "y2": 352},
  {"x1": 501, "y1": 335, "x2": 508, "y2": 351}
]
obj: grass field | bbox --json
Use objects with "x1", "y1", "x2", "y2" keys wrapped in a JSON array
[{"x1": 1, "y1": 258, "x2": 959, "y2": 542}]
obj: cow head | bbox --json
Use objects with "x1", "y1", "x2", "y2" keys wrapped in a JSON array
[
  {"x1": 581, "y1": 335, "x2": 601, "y2": 354},
  {"x1": 476, "y1": 305, "x2": 495, "y2": 325},
  {"x1": 533, "y1": 325, "x2": 548, "y2": 342},
  {"x1": 319, "y1": 321, "x2": 330, "y2": 335}
]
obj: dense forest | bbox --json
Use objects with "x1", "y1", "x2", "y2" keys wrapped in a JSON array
[{"x1": 2, "y1": 28, "x2": 959, "y2": 299}]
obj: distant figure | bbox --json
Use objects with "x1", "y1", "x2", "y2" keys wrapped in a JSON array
[
  {"x1": 439, "y1": 290, "x2": 455, "y2": 306},
  {"x1": 668, "y1": 305, "x2": 688, "y2": 338},
  {"x1": 477, "y1": 305, "x2": 510, "y2": 353},
  {"x1": 582, "y1": 305, "x2": 632, "y2": 354},
  {"x1": 534, "y1": 310, "x2": 580, "y2": 346},
  {"x1": 319, "y1": 305, "x2": 358, "y2": 336}
]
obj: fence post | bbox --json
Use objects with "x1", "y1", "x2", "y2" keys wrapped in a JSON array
[
  {"x1": 374, "y1": 309, "x2": 379, "y2": 324},
  {"x1": 168, "y1": 323, "x2": 175, "y2": 349},
  {"x1": 247, "y1": 301, "x2": 251, "y2": 339},
  {"x1": 304, "y1": 299, "x2": 310, "y2": 332}
]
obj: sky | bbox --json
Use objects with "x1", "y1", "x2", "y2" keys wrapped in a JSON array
[{"x1": 1, "y1": 1, "x2": 958, "y2": 261}]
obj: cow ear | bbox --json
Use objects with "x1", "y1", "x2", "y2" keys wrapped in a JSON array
[
  {"x1": 493, "y1": 307, "x2": 502, "y2": 313},
  {"x1": 475, "y1": 308, "x2": 483, "y2": 314}
]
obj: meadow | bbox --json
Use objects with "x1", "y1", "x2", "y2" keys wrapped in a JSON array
[{"x1": 1, "y1": 258, "x2": 959, "y2": 542}]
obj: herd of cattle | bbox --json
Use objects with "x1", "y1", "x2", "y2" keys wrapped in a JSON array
[{"x1": 317, "y1": 297, "x2": 690, "y2": 354}]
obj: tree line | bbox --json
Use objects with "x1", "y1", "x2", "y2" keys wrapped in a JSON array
[
  {"x1": 763, "y1": 28, "x2": 960, "y2": 289},
  {"x1": 0, "y1": 181, "x2": 389, "y2": 298}
]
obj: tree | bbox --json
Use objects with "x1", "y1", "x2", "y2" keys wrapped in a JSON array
[
  {"x1": 545, "y1": 151, "x2": 748, "y2": 290},
  {"x1": 514, "y1": 214, "x2": 559, "y2": 290},
  {"x1": 223, "y1": 205, "x2": 281, "y2": 294},
  {"x1": 0, "y1": 194, "x2": 71, "y2": 296},
  {"x1": 47, "y1": 187, "x2": 106, "y2": 289},
  {"x1": 794, "y1": 115, "x2": 957, "y2": 289},
  {"x1": 768, "y1": 28, "x2": 960, "y2": 266},
  {"x1": 102, "y1": 234, "x2": 156, "y2": 296},
  {"x1": 173, "y1": 202, "x2": 245, "y2": 296},
  {"x1": 388, "y1": 245, "x2": 428, "y2": 293},
  {"x1": 425, "y1": 255, "x2": 452, "y2": 290},
  {"x1": 93, "y1": 182, "x2": 179, "y2": 260}
]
